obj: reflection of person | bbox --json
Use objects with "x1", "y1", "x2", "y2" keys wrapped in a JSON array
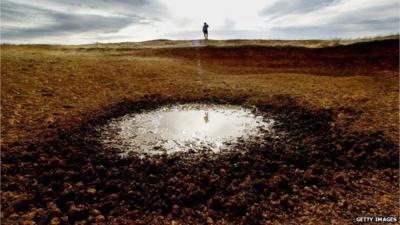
[
  {"x1": 203, "y1": 112, "x2": 209, "y2": 123},
  {"x1": 203, "y1": 22, "x2": 209, "y2": 40}
]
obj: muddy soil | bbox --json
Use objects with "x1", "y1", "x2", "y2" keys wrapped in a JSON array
[
  {"x1": 96, "y1": 103, "x2": 275, "y2": 156},
  {"x1": 1, "y1": 96, "x2": 398, "y2": 224}
]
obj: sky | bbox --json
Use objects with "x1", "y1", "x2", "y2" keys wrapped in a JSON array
[{"x1": 1, "y1": 0, "x2": 399, "y2": 44}]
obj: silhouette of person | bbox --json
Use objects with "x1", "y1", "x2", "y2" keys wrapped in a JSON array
[{"x1": 203, "y1": 22, "x2": 209, "y2": 40}]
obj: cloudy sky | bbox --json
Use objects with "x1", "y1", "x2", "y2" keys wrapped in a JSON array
[{"x1": 1, "y1": 0, "x2": 399, "y2": 44}]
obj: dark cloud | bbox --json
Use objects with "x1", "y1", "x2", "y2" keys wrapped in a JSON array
[
  {"x1": 0, "y1": 0, "x2": 166, "y2": 42},
  {"x1": 259, "y1": 0, "x2": 399, "y2": 39},
  {"x1": 270, "y1": 17, "x2": 399, "y2": 39},
  {"x1": 260, "y1": 0, "x2": 336, "y2": 17},
  {"x1": 0, "y1": 0, "x2": 398, "y2": 43},
  {"x1": 63, "y1": 0, "x2": 167, "y2": 17}
]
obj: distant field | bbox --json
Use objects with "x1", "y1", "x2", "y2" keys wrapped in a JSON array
[
  {"x1": 3, "y1": 35, "x2": 399, "y2": 49},
  {"x1": 1, "y1": 37, "x2": 399, "y2": 224}
]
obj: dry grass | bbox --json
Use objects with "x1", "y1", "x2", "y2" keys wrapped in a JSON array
[
  {"x1": 1, "y1": 37, "x2": 398, "y2": 145},
  {"x1": 4, "y1": 35, "x2": 398, "y2": 50},
  {"x1": 0, "y1": 37, "x2": 399, "y2": 224}
]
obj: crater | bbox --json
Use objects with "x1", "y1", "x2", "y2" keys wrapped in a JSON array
[{"x1": 96, "y1": 103, "x2": 275, "y2": 156}]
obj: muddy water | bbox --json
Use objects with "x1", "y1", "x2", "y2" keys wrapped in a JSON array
[{"x1": 98, "y1": 104, "x2": 275, "y2": 156}]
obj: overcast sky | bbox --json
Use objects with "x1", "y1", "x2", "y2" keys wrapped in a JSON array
[{"x1": 1, "y1": 0, "x2": 399, "y2": 44}]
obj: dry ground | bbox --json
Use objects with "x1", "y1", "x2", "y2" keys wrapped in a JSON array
[{"x1": 1, "y1": 37, "x2": 399, "y2": 224}]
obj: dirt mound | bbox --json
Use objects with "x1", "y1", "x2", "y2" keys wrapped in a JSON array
[
  {"x1": 135, "y1": 39, "x2": 398, "y2": 76},
  {"x1": 1, "y1": 97, "x2": 398, "y2": 224}
]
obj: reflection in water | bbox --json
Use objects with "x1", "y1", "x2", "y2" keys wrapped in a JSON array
[
  {"x1": 204, "y1": 112, "x2": 209, "y2": 123},
  {"x1": 98, "y1": 104, "x2": 275, "y2": 156}
]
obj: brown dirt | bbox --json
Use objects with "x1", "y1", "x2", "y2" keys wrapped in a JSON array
[{"x1": 1, "y1": 38, "x2": 399, "y2": 224}]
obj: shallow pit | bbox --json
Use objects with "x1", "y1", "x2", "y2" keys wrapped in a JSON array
[{"x1": 97, "y1": 103, "x2": 275, "y2": 156}]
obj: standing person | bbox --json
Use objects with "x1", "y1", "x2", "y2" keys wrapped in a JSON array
[{"x1": 203, "y1": 22, "x2": 209, "y2": 40}]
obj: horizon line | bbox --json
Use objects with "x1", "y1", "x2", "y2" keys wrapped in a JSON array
[{"x1": 1, "y1": 34, "x2": 399, "y2": 46}]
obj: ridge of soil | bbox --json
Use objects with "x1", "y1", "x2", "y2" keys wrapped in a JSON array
[{"x1": 130, "y1": 39, "x2": 399, "y2": 76}]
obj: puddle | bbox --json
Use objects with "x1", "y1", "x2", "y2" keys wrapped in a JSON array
[{"x1": 98, "y1": 104, "x2": 275, "y2": 156}]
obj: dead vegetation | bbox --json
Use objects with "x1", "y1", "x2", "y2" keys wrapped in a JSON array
[
  {"x1": 1, "y1": 37, "x2": 399, "y2": 224},
  {"x1": 1, "y1": 38, "x2": 398, "y2": 145}
]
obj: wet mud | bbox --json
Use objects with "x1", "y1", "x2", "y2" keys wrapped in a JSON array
[
  {"x1": 1, "y1": 96, "x2": 398, "y2": 224},
  {"x1": 97, "y1": 103, "x2": 275, "y2": 156}
]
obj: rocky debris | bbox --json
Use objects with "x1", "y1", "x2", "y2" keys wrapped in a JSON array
[
  {"x1": 1, "y1": 99, "x2": 398, "y2": 224},
  {"x1": 68, "y1": 204, "x2": 89, "y2": 223}
]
